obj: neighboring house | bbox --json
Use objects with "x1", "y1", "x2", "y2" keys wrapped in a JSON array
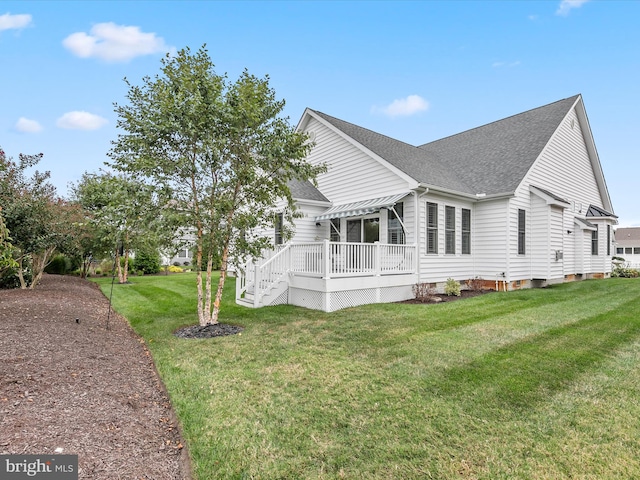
[
  {"x1": 161, "y1": 243, "x2": 194, "y2": 267},
  {"x1": 236, "y1": 94, "x2": 617, "y2": 312},
  {"x1": 614, "y1": 227, "x2": 640, "y2": 268}
]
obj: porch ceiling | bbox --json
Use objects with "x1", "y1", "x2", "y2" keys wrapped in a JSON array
[{"x1": 314, "y1": 192, "x2": 409, "y2": 221}]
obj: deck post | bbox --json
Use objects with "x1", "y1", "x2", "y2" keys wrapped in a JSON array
[
  {"x1": 375, "y1": 241, "x2": 381, "y2": 276},
  {"x1": 253, "y1": 260, "x2": 260, "y2": 308},
  {"x1": 323, "y1": 239, "x2": 331, "y2": 279},
  {"x1": 235, "y1": 262, "x2": 242, "y2": 300}
]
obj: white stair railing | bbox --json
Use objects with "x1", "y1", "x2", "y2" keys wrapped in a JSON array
[{"x1": 253, "y1": 244, "x2": 291, "y2": 307}]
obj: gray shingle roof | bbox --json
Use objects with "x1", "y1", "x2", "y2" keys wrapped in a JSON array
[
  {"x1": 311, "y1": 95, "x2": 581, "y2": 196},
  {"x1": 288, "y1": 179, "x2": 329, "y2": 203},
  {"x1": 615, "y1": 227, "x2": 640, "y2": 246}
]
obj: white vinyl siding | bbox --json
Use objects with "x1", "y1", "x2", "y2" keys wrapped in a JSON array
[
  {"x1": 419, "y1": 194, "x2": 476, "y2": 283},
  {"x1": 530, "y1": 194, "x2": 548, "y2": 278},
  {"x1": 473, "y1": 199, "x2": 508, "y2": 280},
  {"x1": 549, "y1": 206, "x2": 564, "y2": 280},
  {"x1": 303, "y1": 117, "x2": 411, "y2": 204},
  {"x1": 522, "y1": 109, "x2": 603, "y2": 210},
  {"x1": 292, "y1": 203, "x2": 332, "y2": 243}
]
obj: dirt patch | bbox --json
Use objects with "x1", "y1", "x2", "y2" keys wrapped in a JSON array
[{"x1": 0, "y1": 274, "x2": 190, "y2": 479}]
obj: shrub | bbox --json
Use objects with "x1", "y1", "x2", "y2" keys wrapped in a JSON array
[
  {"x1": 0, "y1": 265, "x2": 32, "y2": 289},
  {"x1": 611, "y1": 266, "x2": 639, "y2": 278},
  {"x1": 132, "y1": 248, "x2": 161, "y2": 275},
  {"x1": 44, "y1": 254, "x2": 72, "y2": 275},
  {"x1": 445, "y1": 278, "x2": 461, "y2": 296},
  {"x1": 168, "y1": 265, "x2": 183, "y2": 273},
  {"x1": 412, "y1": 282, "x2": 435, "y2": 303}
]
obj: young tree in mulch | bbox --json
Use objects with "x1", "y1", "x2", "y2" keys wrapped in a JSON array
[
  {"x1": 109, "y1": 45, "x2": 324, "y2": 326},
  {"x1": 71, "y1": 172, "x2": 161, "y2": 284}
]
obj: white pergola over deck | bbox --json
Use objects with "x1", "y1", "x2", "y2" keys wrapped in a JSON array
[{"x1": 236, "y1": 241, "x2": 418, "y2": 312}]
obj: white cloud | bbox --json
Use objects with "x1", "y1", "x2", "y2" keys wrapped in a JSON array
[
  {"x1": 492, "y1": 61, "x2": 521, "y2": 68},
  {"x1": 15, "y1": 117, "x2": 43, "y2": 133},
  {"x1": 556, "y1": 0, "x2": 589, "y2": 16},
  {"x1": 0, "y1": 12, "x2": 32, "y2": 31},
  {"x1": 372, "y1": 95, "x2": 430, "y2": 118},
  {"x1": 62, "y1": 22, "x2": 170, "y2": 62},
  {"x1": 56, "y1": 111, "x2": 108, "y2": 130}
]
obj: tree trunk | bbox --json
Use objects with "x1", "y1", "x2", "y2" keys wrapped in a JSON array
[
  {"x1": 122, "y1": 250, "x2": 130, "y2": 283},
  {"x1": 29, "y1": 246, "x2": 56, "y2": 289},
  {"x1": 210, "y1": 243, "x2": 230, "y2": 324},
  {"x1": 196, "y1": 239, "x2": 206, "y2": 326},
  {"x1": 116, "y1": 248, "x2": 124, "y2": 283},
  {"x1": 16, "y1": 254, "x2": 27, "y2": 289}
]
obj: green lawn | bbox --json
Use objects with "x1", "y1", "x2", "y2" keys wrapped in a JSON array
[{"x1": 94, "y1": 274, "x2": 640, "y2": 479}]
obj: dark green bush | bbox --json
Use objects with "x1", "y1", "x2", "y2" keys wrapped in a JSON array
[
  {"x1": 44, "y1": 254, "x2": 72, "y2": 275},
  {"x1": 132, "y1": 248, "x2": 161, "y2": 275}
]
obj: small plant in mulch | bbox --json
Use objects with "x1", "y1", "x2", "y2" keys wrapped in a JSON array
[
  {"x1": 412, "y1": 282, "x2": 437, "y2": 303},
  {"x1": 174, "y1": 323, "x2": 244, "y2": 339},
  {"x1": 444, "y1": 278, "x2": 461, "y2": 296}
]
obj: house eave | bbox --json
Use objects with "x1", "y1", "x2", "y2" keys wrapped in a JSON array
[{"x1": 417, "y1": 183, "x2": 514, "y2": 202}]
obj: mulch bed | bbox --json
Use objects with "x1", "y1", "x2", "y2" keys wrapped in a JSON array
[
  {"x1": 174, "y1": 323, "x2": 243, "y2": 339},
  {"x1": 0, "y1": 274, "x2": 190, "y2": 479},
  {"x1": 400, "y1": 289, "x2": 495, "y2": 304}
]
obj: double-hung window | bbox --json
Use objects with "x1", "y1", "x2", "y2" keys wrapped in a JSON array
[
  {"x1": 426, "y1": 202, "x2": 438, "y2": 254},
  {"x1": 517, "y1": 209, "x2": 526, "y2": 255},
  {"x1": 388, "y1": 202, "x2": 405, "y2": 244},
  {"x1": 330, "y1": 218, "x2": 341, "y2": 242},
  {"x1": 592, "y1": 225, "x2": 599, "y2": 255},
  {"x1": 275, "y1": 213, "x2": 284, "y2": 245},
  {"x1": 445, "y1": 206, "x2": 456, "y2": 254},
  {"x1": 461, "y1": 208, "x2": 471, "y2": 255}
]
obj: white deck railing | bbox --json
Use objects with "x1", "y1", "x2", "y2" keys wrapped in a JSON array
[{"x1": 237, "y1": 241, "x2": 417, "y2": 306}]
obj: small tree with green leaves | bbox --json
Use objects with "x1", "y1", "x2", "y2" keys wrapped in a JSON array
[
  {"x1": 109, "y1": 45, "x2": 324, "y2": 325},
  {"x1": 0, "y1": 148, "x2": 69, "y2": 288},
  {"x1": 72, "y1": 172, "x2": 160, "y2": 284}
]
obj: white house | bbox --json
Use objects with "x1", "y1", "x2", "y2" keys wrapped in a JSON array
[
  {"x1": 236, "y1": 94, "x2": 618, "y2": 311},
  {"x1": 614, "y1": 227, "x2": 640, "y2": 268}
]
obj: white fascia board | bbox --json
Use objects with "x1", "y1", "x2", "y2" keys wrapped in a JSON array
[
  {"x1": 302, "y1": 109, "x2": 421, "y2": 190},
  {"x1": 573, "y1": 97, "x2": 615, "y2": 214}
]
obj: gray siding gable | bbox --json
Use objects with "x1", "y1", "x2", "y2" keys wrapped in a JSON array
[{"x1": 309, "y1": 95, "x2": 581, "y2": 197}]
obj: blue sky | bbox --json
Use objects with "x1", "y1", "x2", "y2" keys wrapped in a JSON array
[{"x1": 1, "y1": 0, "x2": 639, "y2": 226}]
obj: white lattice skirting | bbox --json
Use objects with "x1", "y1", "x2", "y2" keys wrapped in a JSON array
[{"x1": 289, "y1": 285, "x2": 413, "y2": 312}]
